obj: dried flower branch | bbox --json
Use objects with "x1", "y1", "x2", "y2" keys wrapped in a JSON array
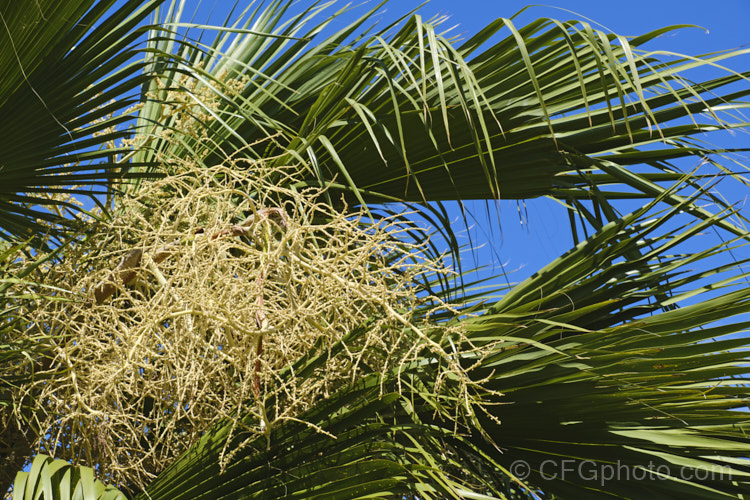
[{"x1": 23, "y1": 155, "x2": 462, "y2": 490}]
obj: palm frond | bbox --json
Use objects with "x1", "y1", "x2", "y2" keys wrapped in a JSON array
[
  {"x1": 12, "y1": 454, "x2": 126, "y2": 500},
  {"x1": 0, "y1": 0, "x2": 165, "y2": 244},
  {"x1": 458, "y1": 190, "x2": 750, "y2": 498}
]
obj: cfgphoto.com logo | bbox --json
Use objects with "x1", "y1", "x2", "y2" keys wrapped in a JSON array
[{"x1": 508, "y1": 459, "x2": 734, "y2": 487}]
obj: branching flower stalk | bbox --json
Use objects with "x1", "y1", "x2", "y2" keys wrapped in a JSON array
[{"x1": 15, "y1": 157, "x2": 481, "y2": 490}]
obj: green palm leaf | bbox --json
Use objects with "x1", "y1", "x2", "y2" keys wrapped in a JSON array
[
  {"x1": 12, "y1": 454, "x2": 126, "y2": 500},
  {"x1": 125, "y1": 1, "x2": 750, "y2": 246},
  {"x1": 464, "y1": 193, "x2": 750, "y2": 497},
  {"x1": 0, "y1": 0, "x2": 164, "y2": 244}
]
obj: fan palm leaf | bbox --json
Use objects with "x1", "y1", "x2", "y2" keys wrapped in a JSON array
[
  {"x1": 0, "y1": 0, "x2": 165, "y2": 244},
  {"x1": 127, "y1": 0, "x2": 750, "y2": 247}
]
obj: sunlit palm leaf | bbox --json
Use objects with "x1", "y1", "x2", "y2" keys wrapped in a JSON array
[
  {"x1": 12, "y1": 454, "x2": 126, "y2": 500},
  {"x1": 458, "y1": 190, "x2": 750, "y2": 498}
]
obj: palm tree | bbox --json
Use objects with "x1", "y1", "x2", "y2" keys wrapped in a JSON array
[{"x1": 4, "y1": 0, "x2": 750, "y2": 498}]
